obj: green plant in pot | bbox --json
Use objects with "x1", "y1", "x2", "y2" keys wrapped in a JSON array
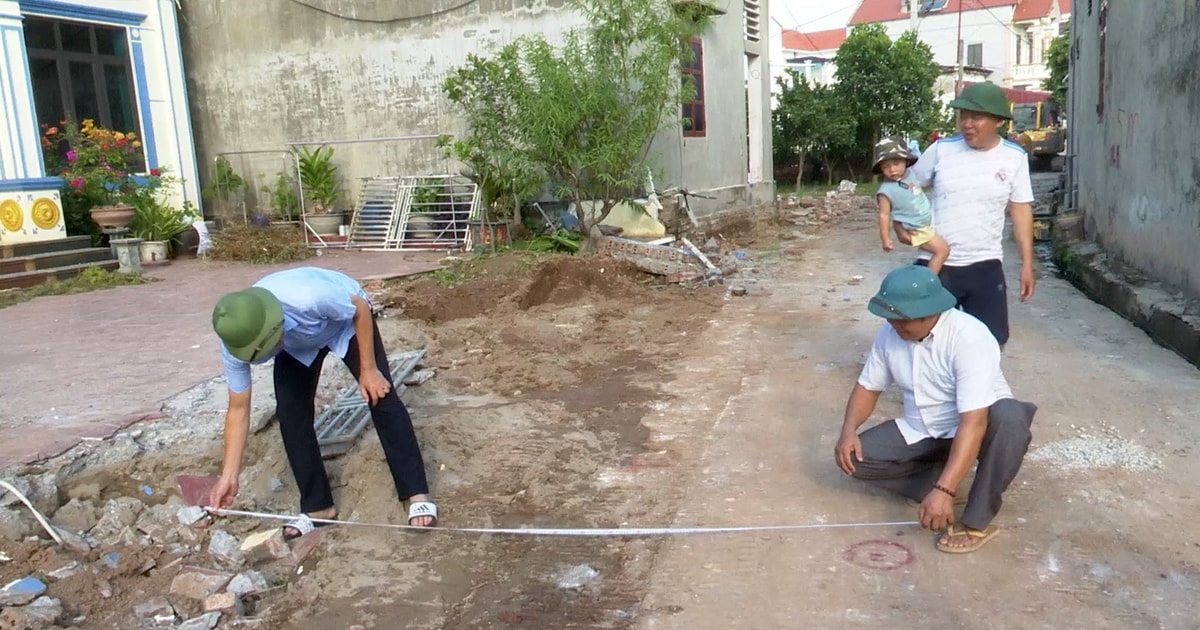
[
  {"x1": 406, "y1": 178, "x2": 442, "y2": 240},
  {"x1": 130, "y1": 192, "x2": 190, "y2": 265},
  {"x1": 297, "y1": 145, "x2": 345, "y2": 235},
  {"x1": 203, "y1": 156, "x2": 246, "y2": 222}
]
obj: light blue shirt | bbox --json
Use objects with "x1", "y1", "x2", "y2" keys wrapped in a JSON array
[
  {"x1": 220, "y1": 267, "x2": 368, "y2": 393},
  {"x1": 876, "y1": 172, "x2": 932, "y2": 231}
]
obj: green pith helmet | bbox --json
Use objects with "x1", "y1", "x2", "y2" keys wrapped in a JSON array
[
  {"x1": 871, "y1": 136, "x2": 918, "y2": 174},
  {"x1": 948, "y1": 82, "x2": 1012, "y2": 120},
  {"x1": 867, "y1": 265, "x2": 957, "y2": 320},
  {"x1": 212, "y1": 287, "x2": 284, "y2": 362}
]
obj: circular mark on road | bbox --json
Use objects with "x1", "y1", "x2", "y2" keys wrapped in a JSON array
[{"x1": 842, "y1": 540, "x2": 915, "y2": 571}]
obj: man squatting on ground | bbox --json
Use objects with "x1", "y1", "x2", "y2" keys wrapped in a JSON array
[
  {"x1": 835, "y1": 265, "x2": 1038, "y2": 553},
  {"x1": 208, "y1": 267, "x2": 437, "y2": 537},
  {"x1": 899, "y1": 81, "x2": 1037, "y2": 348}
]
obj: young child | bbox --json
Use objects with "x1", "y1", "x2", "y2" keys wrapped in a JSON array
[{"x1": 872, "y1": 137, "x2": 950, "y2": 273}]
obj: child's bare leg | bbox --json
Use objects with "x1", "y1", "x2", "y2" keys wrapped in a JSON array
[{"x1": 920, "y1": 235, "x2": 950, "y2": 274}]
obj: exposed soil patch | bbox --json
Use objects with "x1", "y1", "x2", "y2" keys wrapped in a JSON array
[{"x1": 0, "y1": 250, "x2": 729, "y2": 629}]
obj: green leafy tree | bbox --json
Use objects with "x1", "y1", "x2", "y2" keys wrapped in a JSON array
[
  {"x1": 1043, "y1": 32, "x2": 1070, "y2": 107},
  {"x1": 442, "y1": 0, "x2": 707, "y2": 250},
  {"x1": 772, "y1": 71, "x2": 855, "y2": 186},
  {"x1": 833, "y1": 24, "x2": 941, "y2": 172}
]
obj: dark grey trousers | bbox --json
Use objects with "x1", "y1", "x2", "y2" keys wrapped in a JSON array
[{"x1": 851, "y1": 398, "x2": 1037, "y2": 530}]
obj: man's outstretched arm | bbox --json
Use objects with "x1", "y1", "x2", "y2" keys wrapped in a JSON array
[{"x1": 835, "y1": 384, "x2": 883, "y2": 475}]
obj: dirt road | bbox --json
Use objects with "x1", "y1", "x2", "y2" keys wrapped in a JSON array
[
  {"x1": 5, "y1": 185, "x2": 1200, "y2": 629},
  {"x1": 635, "y1": 199, "x2": 1200, "y2": 629}
]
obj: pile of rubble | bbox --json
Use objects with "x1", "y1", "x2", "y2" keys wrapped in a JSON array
[
  {"x1": 780, "y1": 181, "x2": 875, "y2": 229},
  {"x1": 0, "y1": 476, "x2": 318, "y2": 628}
]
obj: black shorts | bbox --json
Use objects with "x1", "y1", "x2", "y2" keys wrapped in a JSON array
[{"x1": 915, "y1": 258, "x2": 1009, "y2": 345}]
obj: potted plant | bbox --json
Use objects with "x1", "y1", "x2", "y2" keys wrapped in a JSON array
[
  {"x1": 46, "y1": 119, "x2": 150, "y2": 232},
  {"x1": 129, "y1": 177, "x2": 190, "y2": 265},
  {"x1": 436, "y1": 135, "x2": 543, "y2": 251},
  {"x1": 296, "y1": 145, "x2": 345, "y2": 235},
  {"x1": 406, "y1": 179, "x2": 440, "y2": 240},
  {"x1": 202, "y1": 156, "x2": 246, "y2": 223}
]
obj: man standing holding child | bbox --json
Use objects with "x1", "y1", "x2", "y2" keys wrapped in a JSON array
[{"x1": 898, "y1": 82, "x2": 1038, "y2": 348}]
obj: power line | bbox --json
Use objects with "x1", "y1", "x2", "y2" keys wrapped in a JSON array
[
  {"x1": 283, "y1": 0, "x2": 478, "y2": 24},
  {"x1": 783, "y1": 0, "x2": 864, "y2": 30}
]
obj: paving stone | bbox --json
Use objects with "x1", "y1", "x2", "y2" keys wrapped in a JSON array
[
  {"x1": 207, "y1": 529, "x2": 246, "y2": 568},
  {"x1": 240, "y1": 529, "x2": 290, "y2": 563},
  {"x1": 24, "y1": 596, "x2": 64, "y2": 626},
  {"x1": 0, "y1": 576, "x2": 47, "y2": 606},
  {"x1": 50, "y1": 498, "x2": 99, "y2": 534},
  {"x1": 133, "y1": 597, "x2": 175, "y2": 619},
  {"x1": 169, "y1": 568, "x2": 233, "y2": 601},
  {"x1": 226, "y1": 571, "x2": 271, "y2": 597},
  {"x1": 179, "y1": 611, "x2": 222, "y2": 630},
  {"x1": 203, "y1": 591, "x2": 244, "y2": 616}
]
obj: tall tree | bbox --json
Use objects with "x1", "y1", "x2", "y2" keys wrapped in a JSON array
[
  {"x1": 1043, "y1": 32, "x2": 1070, "y2": 107},
  {"x1": 833, "y1": 24, "x2": 941, "y2": 168},
  {"x1": 442, "y1": 0, "x2": 708, "y2": 250},
  {"x1": 772, "y1": 71, "x2": 855, "y2": 186}
]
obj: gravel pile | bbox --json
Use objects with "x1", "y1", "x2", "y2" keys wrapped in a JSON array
[{"x1": 1029, "y1": 435, "x2": 1162, "y2": 472}]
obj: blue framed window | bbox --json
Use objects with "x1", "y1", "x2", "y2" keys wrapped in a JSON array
[{"x1": 24, "y1": 17, "x2": 141, "y2": 136}]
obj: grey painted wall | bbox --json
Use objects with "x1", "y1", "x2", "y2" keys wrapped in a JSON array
[
  {"x1": 1068, "y1": 1, "x2": 1200, "y2": 298},
  {"x1": 179, "y1": 0, "x2": 774, "y2": 218}
]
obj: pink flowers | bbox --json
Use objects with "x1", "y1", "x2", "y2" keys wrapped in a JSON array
[
  {"x1": 65, "y1": 149, "x2": 77, "y2": 162},
  {"x1": 69, "y1": 177, "x2": 85, "y2": 189}
]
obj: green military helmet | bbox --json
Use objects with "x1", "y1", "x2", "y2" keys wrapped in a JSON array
[
  {"x1": 871, "y1": 136, "x2": 917, "y2": 174},
  {"x1": 948, "y1": 82, "x2": 1013, "y2": 120}
]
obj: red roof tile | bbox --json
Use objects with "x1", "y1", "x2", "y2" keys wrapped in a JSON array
[
  {"x1": 1013, "y1": 0, "x2": 1070, "y2": 21},
  {"x1": 781, "y1": 27, "x2": 847, "y2": 52},
  {"x1": 849, "y1": 0, "x2": 1018, "y2": 25}
]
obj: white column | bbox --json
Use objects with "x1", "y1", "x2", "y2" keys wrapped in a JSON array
[
  {"x1": 746, "y1": 53, "x2": 765, "y2": 185},
  {"x1": 0, "y1": 0, "x2": 46, "y2": 180}
]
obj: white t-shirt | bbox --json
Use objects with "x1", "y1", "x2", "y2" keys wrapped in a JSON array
[
  {"x1": 858, "y1": 309, "x2": 1013, "y2": 445},
  {"x1": 909, "y1": 135, "x2": 1034, "y2": 266}
]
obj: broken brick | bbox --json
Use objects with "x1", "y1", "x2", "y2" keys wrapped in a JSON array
[{"x1": 203, "y1": 591, "x2": 244, "y2": 616}]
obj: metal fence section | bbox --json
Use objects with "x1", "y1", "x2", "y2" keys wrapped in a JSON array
[
  {"x1": 394, "y1": 174, "x2": 480, "y2": 251},
  {"x1": 314, "y1": 350, "x2": 426, "y2": 459},
  {"x1": 345, "y1": 177, "x2": 404, "y2": 249}
]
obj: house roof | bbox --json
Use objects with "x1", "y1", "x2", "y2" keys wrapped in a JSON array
[
  {"x1": 1012, "y1": 0, "x2": 1070, "y2": 21},
  {"x1": 781, "y1": 28, "x2": 847, "y2": 52},
  {"x1": 848, "y1": 0, "x2": 1017, "y2": 25}
]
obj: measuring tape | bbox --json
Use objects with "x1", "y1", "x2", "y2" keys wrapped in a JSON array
[{"x1": 211, "y1": 508, "x2": 920, "y2": 537}]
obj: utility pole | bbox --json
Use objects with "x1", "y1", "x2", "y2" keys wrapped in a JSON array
[
  {"x1": 955, "y1": 0, "x2": 965, "y2": 96},
  {"x1": 909, "y1": 0, "x2": 919, "y2": 33}
]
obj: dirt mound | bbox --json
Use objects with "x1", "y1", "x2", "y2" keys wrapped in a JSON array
[
  {"x1": 394, "y1": 254, "x2": 646, "y2": 323},
  {"x1": 516, "y1": 256, "x2": 642, "y2": 310}
]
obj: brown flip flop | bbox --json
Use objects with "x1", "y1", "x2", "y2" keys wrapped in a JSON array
[{"x1": 936, "y1": 523, "x2": 1000, "y2": 554}]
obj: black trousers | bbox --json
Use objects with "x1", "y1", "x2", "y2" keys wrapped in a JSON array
[
  {"x1": 274, "y1": 319, "x2": 429, "y2": 513},
  {"x1": 915, "y1": 258, "x2": 1010, "y2": 345},
  {"x1": 851, "y1": 398, "x2": 1037, "y2": 530}
]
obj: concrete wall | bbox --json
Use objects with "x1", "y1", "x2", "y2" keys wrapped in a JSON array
[
  {"x1": 179, "y1": 0, "x2": 773, "y2": 219},
  {"x1": 1068, "y1": 1, "x2": 1200, "y2": 300}
]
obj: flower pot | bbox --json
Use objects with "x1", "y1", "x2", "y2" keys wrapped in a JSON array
[
  {"x1": 306, "y1": 212, "x2": 346, "y2": 236},
  {"x1": 139, "y1": 240, "x2": 171, "y2": 266},
  {"x1": 90, "y1": 205, "x2": 136, "y2": 229},
  {"x1": 405, "y1": 213, "x2": 438, "y2": 240},
  {"x1": 469, "y1": 220, "x2": 510, "y2": 251},
  {"x1": 171, "y1": 225, "x2": 200, "y2": 259}
]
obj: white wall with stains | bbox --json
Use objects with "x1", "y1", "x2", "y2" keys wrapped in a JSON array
[{"x1": 179, "y1": 0, "x2": 773, "y2": 218}]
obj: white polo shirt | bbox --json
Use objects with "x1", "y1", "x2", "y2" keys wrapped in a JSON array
[
  {"x1": 909, "y1": 135, "x2": 1034, "y2": 266},
  {"x1": 857, "y1": 309, "x2": 1013, "y2": 445}
]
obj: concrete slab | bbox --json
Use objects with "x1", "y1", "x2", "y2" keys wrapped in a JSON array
[{"x1": 0, "y1": 250, "x2": 442, "y2": 469}]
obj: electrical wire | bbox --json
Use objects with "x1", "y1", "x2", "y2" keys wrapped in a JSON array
[{"x1": 283, "y1": 0, "x2": 478, "y2": 24}]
